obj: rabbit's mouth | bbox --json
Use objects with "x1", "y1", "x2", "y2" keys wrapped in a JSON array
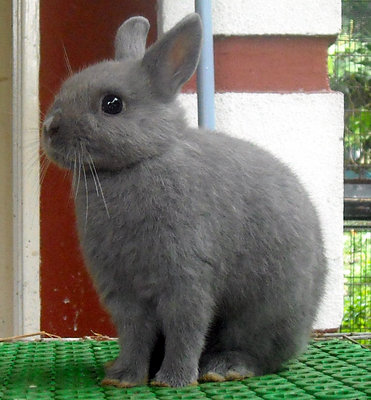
[
  {"x1": 42, "y1": 125, "x2": 83, "y2": 170},
  {"x1": 42, "y1": 136, "x2": 74, "y2": 170},
  {"x1": 42, "y1": 112, "x2": 69, "y2": 167},
  {"x1": 42, "y1": 126, "x2": 118, "y2": 174},
  {"x1": 42, "y1": 112, "x2": 91, "y2": 170}
]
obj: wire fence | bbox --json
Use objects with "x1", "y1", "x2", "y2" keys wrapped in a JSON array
[
  {"x1": 329, "y1": 1, "x2": 370, "y2": 347},
  {"x1": 342, "y1": 223, "x2": 371, "y2": 347},
  {"x1": 328, "y1": 0, "x2": 370, "y2": 182}
]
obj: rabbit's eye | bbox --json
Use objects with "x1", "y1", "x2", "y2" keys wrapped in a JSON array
[{"x1": 102, "y1": 94, "x2": 124, "y2": 114}]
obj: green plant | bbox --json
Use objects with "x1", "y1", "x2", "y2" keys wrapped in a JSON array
[
  {"x1": 332, "y1": 1, "x2": 371, "y2": 348},
  {"x1": 328, "y1": 0, "x2": 370, "y2": 177},
  {"x1": 342, "y1": 229, "x2": 371, "y2": 332}
]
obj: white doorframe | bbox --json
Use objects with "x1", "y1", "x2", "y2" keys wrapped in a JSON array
[{"x1": 12, "y1": 0, "x2": 40, "y2": 335}]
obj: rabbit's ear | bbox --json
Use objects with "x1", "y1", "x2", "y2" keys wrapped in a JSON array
[
  {"x1": 115, "y1": 16, "x2": 150, "y2": 60},
  {"x1": 142, "y1": 13, "x2": 202, "y2": 101}
]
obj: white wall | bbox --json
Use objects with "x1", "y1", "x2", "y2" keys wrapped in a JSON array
[
  {"x1": 159, "y1": 0, "x2": 341, "y2": 35},
  {"x1": 160, "y1": 0, "x2": 344, "y2": 330},
  {"x1": 179, "y1": 93, "x2": 344, "y2": 330}
]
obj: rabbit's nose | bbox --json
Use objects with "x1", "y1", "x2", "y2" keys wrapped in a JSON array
[{"x1": 43, "y1": 111, "x2": 61, "y2": 137}]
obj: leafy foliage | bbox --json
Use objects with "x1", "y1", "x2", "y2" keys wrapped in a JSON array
[
  {"x1": 328, "y1": 0, "x2": 370, "y2": 178},
  {"x1": 334, "y1": 3, "x2": 370, "y2": 346},
  {"x1": 342, "y1": 229, "x2": 370, "y2": 333}
]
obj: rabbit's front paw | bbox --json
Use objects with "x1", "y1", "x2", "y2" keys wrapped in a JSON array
[{"x1": 151, "y1": 368, "x2": 198, "y2": 388}]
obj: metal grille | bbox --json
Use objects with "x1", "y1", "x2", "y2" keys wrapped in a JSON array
[
  {"x1": 328, "y1": 0, "x2": 370, "y2": 182},
  {"x1": 329, "y1": 1, "x2": 371, "y2": 346},
  {"x1": 0, "y1": 340, "x2": 370, "y2": 399},
  {"x1": 342, "y1": 223, "x2": 371, "y2": 339}
]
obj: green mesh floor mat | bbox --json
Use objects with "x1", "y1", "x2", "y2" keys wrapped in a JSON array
[{"x1": 0, "y1": 339, "x2": 370, "y2": 400}]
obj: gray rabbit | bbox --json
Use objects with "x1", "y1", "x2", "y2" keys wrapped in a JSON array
[{"x1": 42, "y1": 14, "x2": 327, "y2": 388}]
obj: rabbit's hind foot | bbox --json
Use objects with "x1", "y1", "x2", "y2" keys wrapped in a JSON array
[
  {"x1": 199, "y1": 351, "x2": 257, "y2": 382},
  {"x1": 101, "y1": 377, "x2": 144, "y2": 388},
  {"x1": 102, "y1": 359, "x2": 148, "y2": 387},
  {"x1": 199, "y1": 367, "x2": 255, "y2": 383}
]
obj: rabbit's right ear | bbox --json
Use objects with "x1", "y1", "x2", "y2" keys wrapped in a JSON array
[
  {"x1": 142, "y1": 13, "x2": 202, "y2": 101},
  {"x1": 115, "y1": 16, "x2": 150, "y2": 61}
]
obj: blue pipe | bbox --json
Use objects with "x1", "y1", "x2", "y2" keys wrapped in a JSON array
[{"x1": 195, "y1": 0, "x2": 215, "y2": 130}]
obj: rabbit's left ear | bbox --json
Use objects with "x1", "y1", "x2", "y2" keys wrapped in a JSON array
[
  {"x1": 142, "y1": 13, "x2": 202, "y2": 101},
  {"x1": 115, "y1": 16, "x2": 150, "y2": 61}
]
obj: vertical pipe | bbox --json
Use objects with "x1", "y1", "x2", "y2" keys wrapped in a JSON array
[{"x1": 195, "y1": 0, "x2": 215, "y2": 130}]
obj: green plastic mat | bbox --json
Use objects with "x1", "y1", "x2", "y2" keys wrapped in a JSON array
[{"x1": 0, "y1": 339, "x2": 370, "y2": 399}]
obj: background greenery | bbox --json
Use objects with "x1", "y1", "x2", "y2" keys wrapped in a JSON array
[
  {"x1": 342, "y1": 228, "x2": 370, "y2": 333},
  {"x1": 329, "y1": 1, "x2": 370, "y2": 346},
  {"x1": 328, "y1": 0, "x2": 370, "y2": 179}
]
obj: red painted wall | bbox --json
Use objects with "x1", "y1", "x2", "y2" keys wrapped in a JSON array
[
  {"x1": 40, "y1": 0, "x2": 158, "y2": 337},
  {"x1": 184, "y1": 36, "x2": 332, "y2": 93}
]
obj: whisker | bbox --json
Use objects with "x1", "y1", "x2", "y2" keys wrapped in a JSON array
[
  {"x1": 24, "y1": 154, "x2": 42, "y2": 216},
  {"x1": 39, "y1": 155, "x2": 47, "y2": 174},
  {"x1": 24, "y1": 144, "x2": 44, "y2": 176},
  {"x1": 86, "y1": 152, "x2": 110, "y2": 218},
  {"x1": 62, "y1": 152, "x2": 71, "y2": 182},
  {"x1": 72, "y1": 149, "x2": 77, "y2": 193},
  {"x1": 40, "y1": 158, "x2": 51, "y2": 187},
  {"x1": 88, "y1": 160, "x2": 100, "y2": 197},
  {"x1": 27, "y1": 154, "x2": 44, "y2": 229},
  {"x1": 24, "y1": 153, "x2": 40, "y2": 173},
  {"x1": 80, "y1": 144, "x2": 89, "y2": 229},
  {"x1": 22, "y1": 140, "x2": 41, "y2": 150},
  {"x1": 62, "y1": 42, "x2": 73, "y2": 76},
  {"x1": 66, "y1": 152, "x2": 76, "y2": 205},
  {"x1": 40, "y1": 82, "x2": 58, "y2": 97},
  {"x1": 75, "y1": 147, "x2": 82, "y2": 199},
  {"x1": 82, "y1": 163, "x2": 89, "y2": 230}
]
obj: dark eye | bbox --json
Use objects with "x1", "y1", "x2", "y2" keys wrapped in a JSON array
[{"x1": 101, "y1": 94, "x2": 124, "y2": 114}]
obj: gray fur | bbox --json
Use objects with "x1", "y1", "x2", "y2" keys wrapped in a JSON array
[
  {"x1": 115, "y1": 16, "x2": 150, "y2": 61},
  {"x1": 42, "y1": 13, "x2": 327, "y2": 388},
  {"x1": 142, "y1": 14, "x2": 202, "y2": 101}
]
